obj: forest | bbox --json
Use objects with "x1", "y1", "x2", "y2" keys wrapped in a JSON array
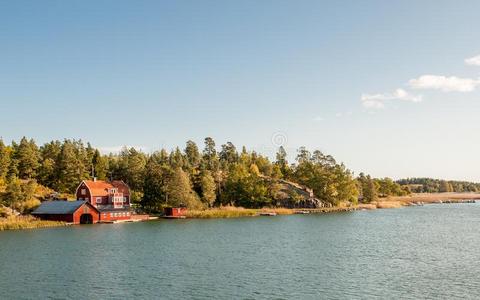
[
  {"x1": 396, "y1": 178, "x2": 480, "y2": 193},
  {"x1": 0, "y1": 137, "x2": 458, "y2": 214}
]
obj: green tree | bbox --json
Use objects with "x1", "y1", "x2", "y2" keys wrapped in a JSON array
[
  {"x1": 14, "y1": 137, "x2": 40, "y2": 179},
  {"x1": 439, "y1": 180, "x2": 453, "y2": 193},
  {"x1": 222, "y1": 164, "x2": 269, "y2": 208},
  {"x1": 38, "y1": 140, "x2": 62, "y2": 188},
  {"x1": 142, "y1": 153, "x2": 173, "y2": 211},
  {"x1": 185, "y1": 140, "x2": 201, "y2": 171},
  {"x1": 275, "y1": 146, "x2": 291, "y2": 178},
  {"x1": 358, "y1": 173, "x2": 378, "y2": 203},
  {"x1": 202, "y1": 137, "x2": 219, "y2": 171},
  {"x1": 165, "y1": 167, "x2": 202, "y2": 208},
  {"x1": 3, "y1": 176, "x2": 23, "y2": 209},
  {"x1": 0, "y1": 139, "x2": 11, "y2": 184},
  {"x1": 219, "y1": 142, "x2": 239, "y2": 166},
  {"x1": 55, "y1": 140, "x2": 89, "y2": 192},
  {"x1": 92, "y1": 149, "x2": 108, "y2": 180},
  {"x1": 200, "y1": 170, "x2": 216, "y2": 207}
]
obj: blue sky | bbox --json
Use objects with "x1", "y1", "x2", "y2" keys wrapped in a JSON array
[{"x1": 1, "y1": 1, "x2": 480, "y2": 181}]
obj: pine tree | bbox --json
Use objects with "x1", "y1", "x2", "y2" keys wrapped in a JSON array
[
  {"x1": 92, "y1": 149, "x2": 108, "y2": 180},
  {"x1": 185, "y1": 140, "x2": 201, "y2": 171},
  {"x1": 142, "y1": 154, "x2": 173, "y2": 211},
  {"x1": 165, "y1": 167, "x2": 202, "y2": 208},
  {"x1": 15, "y1": 137, "x2": 40, "y2": 179},
  {"x1": 56, "y1": 140, "x2": 88, "y2": 192},
  {"x1": 202, "y1": 137, "x2": 219, "y2": 171},
  {"x1": 200, "y1": 170, "x2": 216, "y2": 207},
  {"x1": 0, "y1": 139, "x2": 10, "y2": 183}
]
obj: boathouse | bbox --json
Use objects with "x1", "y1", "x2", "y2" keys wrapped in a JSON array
[
  {"x1": 163, "y1": 207, "x2": 187, "y2": 218},
  {"x1": 32, "y1": 201, "x2": 100, "y2": 224}
]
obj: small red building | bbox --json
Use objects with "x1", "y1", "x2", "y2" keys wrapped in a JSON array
[
  {"x1": 32, "y1": 201, "x2": 100, "y2": 224},
  {"x1": 163, "y1": 207, "x2": 187, "y2": 218},
  {"x1": 76, "y1": 179, "x2": 132, "y2": 222}
]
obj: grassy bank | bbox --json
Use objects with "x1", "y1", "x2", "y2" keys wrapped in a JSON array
[
  {"x1": 0, "y1": 216, "x2": 66, "y2": 231},
  {"x1": 185, "y1": 207, "x2": 295, "y2": 218},
  {"x1": 186, "y1": 193, "x2": 480, "y2": 219},
  {"x1": 184, "y1": 206, "x2": 361, "y2": 218}
]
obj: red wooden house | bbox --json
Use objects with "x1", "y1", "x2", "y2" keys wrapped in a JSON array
[{"x1": 76, "y1": 179, "x2": 132, "y2": 222}]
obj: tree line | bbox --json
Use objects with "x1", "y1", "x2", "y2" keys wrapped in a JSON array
[
  {"x1": 396, "y1": 178, "x2": 480, "y2": 193},
  {"x1": 0, "y1": 137, "x2": 421, "y2": 213}
]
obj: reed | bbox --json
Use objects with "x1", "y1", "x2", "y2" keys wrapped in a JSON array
[
  {"x1": 185, "y1": 206, "x2": 297, "y2": 218},
  {"x1": 185, "y1": 207, "x2": 258, "y2": 218},
  {"x1": 0, "y1": 216, "x2": 65, "y2": 231}
]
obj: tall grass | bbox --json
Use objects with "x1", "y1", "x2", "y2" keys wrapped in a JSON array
[
  {"x1": 0, "y1": 216, "x2": 65, "y2": 231},
  {"x1": 185, "y1": 206, "x2": 296, "y2": 218},
  {"x1": 186, "y1": 207, "x2": 258, "y2": 218}
]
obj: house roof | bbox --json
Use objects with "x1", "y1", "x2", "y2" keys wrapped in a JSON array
[
  {"x1": 32, "y1": 201, "x2": 89, "y2": 215},
  {"x1": 81, "y1": 180, "x2": 130, "y2": 197},
  {"x1": 111, "y1": 180, "x2": 130, "y2": 196}
]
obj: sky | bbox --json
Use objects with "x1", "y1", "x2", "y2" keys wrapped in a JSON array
[{"x1": 1, "y1": 1, "x2": 480, "y2": 181}]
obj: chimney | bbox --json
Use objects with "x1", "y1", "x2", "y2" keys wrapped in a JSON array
[{"x1": 93, "y1": 177, "x2": 97, "y2": 182}]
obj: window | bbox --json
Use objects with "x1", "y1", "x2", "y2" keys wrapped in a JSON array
[
  {"x1": 81, "y1": 189, "x2": 86, "y2": 195},
  {"x1": 96, "y1": 197, "x2": 102, "y2": 204},
  {"x1": 123, "y1": 196, "x2": 127, "y2": 203}
]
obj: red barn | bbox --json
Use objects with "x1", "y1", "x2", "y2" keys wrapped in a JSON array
[
  {"x1": 75, "y1": 179, "x2": 132, "y2": 222},
  {"x1": 32, "y1": 201, "x2": 100, "y2": 224}
]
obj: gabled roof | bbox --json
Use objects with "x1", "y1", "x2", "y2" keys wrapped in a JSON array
[
  {"x1": 111, "y1": 180, "x2": 130, "y2": 196},
  {"x1": 32, "y1": 201, "x2": 92, "y2": 215},
  {"x1": 81, "y1": 180, "x2": 130, "y2": 197}
]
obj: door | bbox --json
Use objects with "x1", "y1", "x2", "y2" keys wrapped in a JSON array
[{"x1": 79, "y1": 214, "x2": 93, "y2": 224}]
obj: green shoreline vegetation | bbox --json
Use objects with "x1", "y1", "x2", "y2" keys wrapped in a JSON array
[
  {"x1": 0, "y1": 215, "x2": 65, "y2": 231},
  {"x1": 1, "y1": 137, "x2": 479, "y2": 229}
]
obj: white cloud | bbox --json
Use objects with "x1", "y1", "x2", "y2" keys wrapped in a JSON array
[
  {"x1": 361, "y1": 88, "x2": 422, "y2": 109},
  {"x1": 98, "y1": 145, "x2": 149, "y2": 154},
  {"x1": 313, "y1": 116, "x2": 324, "y2": 122},
  {"x1": 362, "y1": 99, "x2": 385, "y2": 109},
  {"x1": 465, "y1": 54, "x2": 480, "y2": 66},
  {"x1": 408, "y1": 75, "x2": 480, "y2": 92}
]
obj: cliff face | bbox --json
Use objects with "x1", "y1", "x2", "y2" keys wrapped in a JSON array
[{"x1": 269, "y1": 178, "x2": 327, "y2": 208}]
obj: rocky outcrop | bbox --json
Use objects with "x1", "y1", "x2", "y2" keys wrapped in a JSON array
[{"x1": 267, "y1": 178, "x2": 327, "y2": 208}]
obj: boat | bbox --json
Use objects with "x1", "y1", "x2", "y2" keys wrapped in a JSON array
[
  {"x1": 294, "y1": 210, "x2": 310, "y2": 214},
  {"x1": 259, "y1": 212, "x2": 277, "y2": 216}
]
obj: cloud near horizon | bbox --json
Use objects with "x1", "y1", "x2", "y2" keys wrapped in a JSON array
[
  {"x1": 408, "y1": 75, "x2": 480, "y2": 92},
  {"x1": 98, "y1": 145, "x2": 150, "y2": 154},
  {"x1": 465, "y1": 54, "x2": 480, "y2": 66},
  {"x1": 361, "y1": 88, "x2": 422, "y2": 109}
]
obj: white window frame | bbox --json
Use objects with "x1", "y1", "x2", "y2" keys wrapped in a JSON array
[{"x1": 96, "y1": 197, "x2": 102, "y2": 204}]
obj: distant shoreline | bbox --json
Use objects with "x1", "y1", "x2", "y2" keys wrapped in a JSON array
[{"x1": 186, "y1": 192, "x2": 480, "y2": 218}]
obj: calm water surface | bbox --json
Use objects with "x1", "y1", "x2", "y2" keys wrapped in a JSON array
[{"x1": 2, "y1": 204, "x2": 480, "y2": 299}]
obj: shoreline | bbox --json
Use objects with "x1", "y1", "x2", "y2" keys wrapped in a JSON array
[
  {"x1": 2, "y1": 193, "x2": 479, "y2": 230},
  {"x1": 187, "y1": 193, "x2": 480, "y2": 218}
]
